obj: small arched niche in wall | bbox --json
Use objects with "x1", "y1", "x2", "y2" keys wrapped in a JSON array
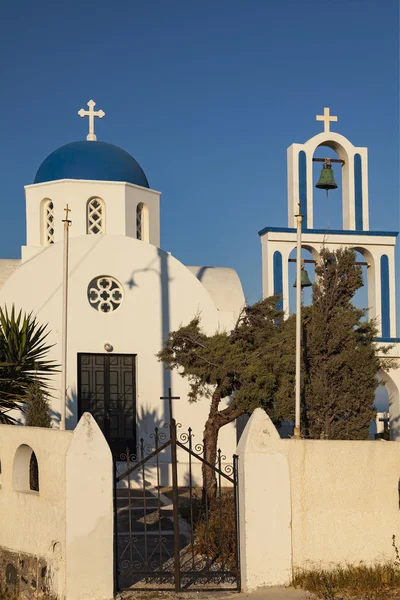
[
  {"x1": 12, "y1": 444, "x2": 39, "y2": 493},
  {"x1": 136, "y1": 202, "x2": 149, "y2": 242}
]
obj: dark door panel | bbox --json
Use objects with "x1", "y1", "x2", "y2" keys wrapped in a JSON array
[{"x1": 78, "y1": 353, "x2": 136, "y2": 457}]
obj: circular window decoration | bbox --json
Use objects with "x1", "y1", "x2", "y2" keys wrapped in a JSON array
[{"x1": 88, "y1": 276, "x2": 124, "y2": 313}]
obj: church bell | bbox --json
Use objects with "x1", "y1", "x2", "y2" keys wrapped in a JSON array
[
  {"x1": 293, "y1": 267, "x2": 313, "y2": 288},
  {"x1": 315, "y1": 159, "x2": 338, "y2": 191}
]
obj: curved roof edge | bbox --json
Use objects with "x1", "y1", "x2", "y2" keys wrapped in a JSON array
[{"x1": 186, "y1": 266, "x2": 245, "y2": 318}]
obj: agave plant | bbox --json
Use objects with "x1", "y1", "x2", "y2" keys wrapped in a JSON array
[{"x1": 0, "y1": 306, "x2": 58, "y2": 424}]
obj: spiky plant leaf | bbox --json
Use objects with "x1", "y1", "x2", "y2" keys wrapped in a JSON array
[{"x1": 0, "y1": 306, "x2": 58, "y2": 424}]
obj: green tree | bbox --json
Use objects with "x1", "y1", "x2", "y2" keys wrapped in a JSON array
[
  {"x1": 159, "y1": 248, "x2": 394, "y2": 498},
  {"x1": 158, "y1": 297, "x2": 284, "y2": 500},
  {"x1": 0, "y1": 306, "x2": 57, "y2": 424},
  {"x1": 275, "y1": 248, "x2": 395, "y2": 439}
]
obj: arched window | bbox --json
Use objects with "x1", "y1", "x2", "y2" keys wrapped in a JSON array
[
  {"x1": 29, "y1": 452, "x2": 39, "y2": 492},
  {"x1": 41, "y1": 199, "x2": 55, "y2": 245},
  {"x1": 13, "y1": 445, "x2": 39, "y2": 493},
  {"x1": 87, "y1": 197, "x2": 105, "y2": 235},
  {"x1": 136, "y1": 202, "x2": 149, "y2": 241}
]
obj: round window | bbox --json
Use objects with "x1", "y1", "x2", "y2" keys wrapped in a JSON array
[{"x1": 88, "y1": 276, "x2": 124, "y2": 313}]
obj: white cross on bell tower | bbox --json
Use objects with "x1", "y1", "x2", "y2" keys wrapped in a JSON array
[
  {"x1": 78, "y1": 99, "x2": 105, "y2": 141},
  {"x1": 316, "y1": 107, "x2": 338, "y2": 133}
]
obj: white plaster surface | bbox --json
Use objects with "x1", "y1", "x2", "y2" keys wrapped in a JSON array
[
  {"x1": 0, "y1": 259, "x2": 21, "y2": 289},
  {"x1": 0, "y1": 234, "x2": 240, "y2": 467},
  {"x1": 237, "y1": 409, "x2": 400, "y2": 592},
  {"x1": 286, "y1": 437, "x2": 400, "y2": 570},
  {"x1": 186, "y1": 265, "x2": 245, "y2": 319},
  {"x1": 0, "y1": 414, "x2": 113, "y2": 600}
]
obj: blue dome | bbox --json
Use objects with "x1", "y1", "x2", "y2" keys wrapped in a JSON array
[{"x1": 34, "y1": 141, "x2": 149, "y2": 188}]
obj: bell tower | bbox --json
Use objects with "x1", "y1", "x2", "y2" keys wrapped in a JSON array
[
  {"x1": 259, "y1": 107, "x2": 400, "y2": 439},
  {"x1": 287, "y1": 107, "x2": 369, "y2": 231},
  {"x1": 260, "y1": 107, "x2": 397, "y2": 339}
]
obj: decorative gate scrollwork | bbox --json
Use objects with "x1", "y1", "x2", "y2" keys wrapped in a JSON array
[{"x1": 114, "y1": 393, "x2": 240, "y2": 592}]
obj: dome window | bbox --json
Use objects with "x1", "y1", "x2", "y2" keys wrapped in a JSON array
[
  {"x1": 136, "y1": 203, "x2": 149, "y2": 242},
  {"x1": 41, "y1": 199, "x2": 55, "y2": 245},
  {"x1": 87, "y1": 197, "x2": 105, "y2": 235}
]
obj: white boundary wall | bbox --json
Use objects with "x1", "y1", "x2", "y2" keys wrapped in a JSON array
[
  {"x1": 0, "y1": 413, "x2": 113, "y2": 600},
  {"x1": 237, "y1": 409, "x2": 400, "y2": 592}
]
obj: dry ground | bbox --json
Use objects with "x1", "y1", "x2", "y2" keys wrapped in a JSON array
[{"x1": 116, "y1": 587, "x2": 400, "y2": 600}]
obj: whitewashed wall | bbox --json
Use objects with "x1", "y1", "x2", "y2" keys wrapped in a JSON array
[
  {"x1": 0, "y1": 234, "x2": 244, "y2": 467},
  {"x1": 237, "y1": 409, "x2": 400, "y2": 592},
  {"x1": 0, "y1": 414, "x2": 113, "y2": 600}
]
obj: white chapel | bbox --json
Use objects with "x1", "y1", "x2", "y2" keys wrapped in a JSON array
[
  {"x1": 0, "y1": 100, "x2": 245, "y2": 458},
  {"x1": 0, "y1": 102, "x2": 399, "y2": 452}
]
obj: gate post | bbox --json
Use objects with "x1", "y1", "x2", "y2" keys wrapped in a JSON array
[
  {"x1": 65, "y1": 414, "x2": 114, "y2": 600},
  {"x1": 170, "y1": 418, "x2": 181, "y2": 592},
  {"x1": 236, "y1": 409, "x2": 292, "y2": 592}
]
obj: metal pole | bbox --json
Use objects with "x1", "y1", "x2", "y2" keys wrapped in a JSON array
[
  {"x1": 170, "y1": 416, "x2": 181, "y2": 592},
  {"x1": 60, "y1": 205, "x2": 71, "y2": 431},
  {"x1": 293, "y1": 204, "x2": 302, "y2": 439},
  {"x1": 113, "y1": 458, "x2": 119, "y2": 595}
]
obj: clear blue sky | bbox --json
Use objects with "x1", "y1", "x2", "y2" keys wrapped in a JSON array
[{"x1": 0, "y1": 0, "x2": 398, "y2": 309}]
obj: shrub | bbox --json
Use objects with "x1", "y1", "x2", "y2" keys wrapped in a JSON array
[
  {"x1": 194, "y1": 492, "x2": 237, "y2": 571},
  {"x1": 292, "y1": 563, "x2": 400, "y2": 600}
]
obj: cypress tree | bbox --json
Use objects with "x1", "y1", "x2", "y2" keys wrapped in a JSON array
[
  {"x1": 302, "y1": 248, "x2": 390, "y2": 439},
  {"x1": 25, "y1": 379, "x2": 52, "y2": 428}
]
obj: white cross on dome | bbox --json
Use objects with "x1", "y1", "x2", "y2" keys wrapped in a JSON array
[{"x1": 78, "y1": 99, "x2": 105, "y2": 141}]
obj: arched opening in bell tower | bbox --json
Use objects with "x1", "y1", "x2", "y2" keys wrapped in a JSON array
[
  {"x1": 368, "y1": 381, "x2": 390, "y2": 440},
  {"x1": 312, "y1": 145, "x2": 343, "y2": 230},
  {"x1": 351, "y1": 246, "x2": 374, "y2": 323},
  {"x1": 373, "y1": 370, "x2": 400, "y2": 441},
  {"x1": 350, "y1": 249, "x2": 370, "y2": 319},
  {"x1": 288, "y1": 245, "x2": 317, "y2": 314}
]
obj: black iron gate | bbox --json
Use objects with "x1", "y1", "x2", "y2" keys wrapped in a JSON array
[{"x1": 114, "y1": 395, "x2": 240, "y2": 592}]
